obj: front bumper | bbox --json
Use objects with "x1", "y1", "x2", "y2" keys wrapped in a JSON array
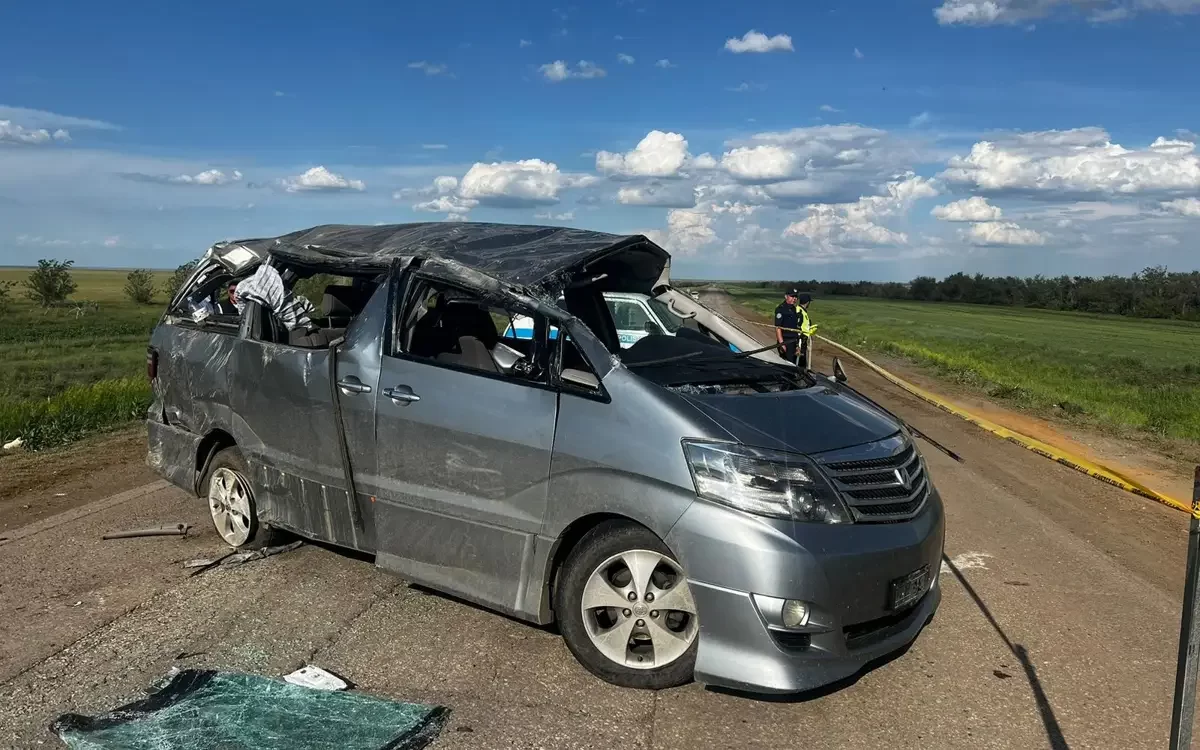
[{"x1": 664, "y1": 488, "x2": 945, "y2": 694}]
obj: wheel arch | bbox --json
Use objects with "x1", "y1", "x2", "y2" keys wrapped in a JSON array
[
  {"x1": 193, "y1": 428, "x2": 237, "y2": 495},
  {"x1": 540, "y1": 513, "x2": 659, "y2": 623}
]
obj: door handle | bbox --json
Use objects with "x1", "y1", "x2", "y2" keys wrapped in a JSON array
[
  {"x1": 337, "y1": 377, "x2": 372, "y2": 395},
  {"x1": 383, "y1": 386, "x2": 421, "y2": 404}
]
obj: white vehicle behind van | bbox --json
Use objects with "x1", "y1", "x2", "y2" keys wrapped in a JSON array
[{"x1": 505, "y1": 291, "x2": 738, "y2": 351}]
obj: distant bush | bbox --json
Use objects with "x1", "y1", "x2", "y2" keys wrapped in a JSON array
[
  {"x1": 124, "y1": 269, "x2": 156, "y2": 304},
  {"x1": 0, "y1": 280, "x2": 15, "y2": 314},
  {"x1": 164, "y1": 259, "x2": 199, "y2": 298},
  {"x1": 24, "y1": 259, "x2": 78, "y2": 307}
]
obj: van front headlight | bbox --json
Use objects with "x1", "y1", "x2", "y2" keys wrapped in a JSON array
[{"x1": 682, "y1": 440, "x2": 851, "y2": 524}]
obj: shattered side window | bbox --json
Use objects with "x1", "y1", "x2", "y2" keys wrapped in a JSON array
[{"x1": 167, "y1": 263, "x2": 246, "y2": 333}]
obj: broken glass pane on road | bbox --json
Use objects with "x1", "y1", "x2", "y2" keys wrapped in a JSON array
[{"x1": 52, "y1": 669, "x2": 447, "y2": 750}]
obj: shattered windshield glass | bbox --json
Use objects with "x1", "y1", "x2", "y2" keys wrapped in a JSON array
[{"x1": 52, "y1": 669, "x2": 447, "y2": 750}]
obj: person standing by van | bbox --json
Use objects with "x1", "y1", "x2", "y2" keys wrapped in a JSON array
[
  {"x1": 775, "y1": 289, "x2": 801, "y2": 364},
  {"x1": 795, "y1": 293, "x2": 816, "y2": 368}
]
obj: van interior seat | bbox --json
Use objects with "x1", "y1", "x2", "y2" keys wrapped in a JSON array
[{"x1": 321, "y1": 284, "x2": 372, "y2": 327}]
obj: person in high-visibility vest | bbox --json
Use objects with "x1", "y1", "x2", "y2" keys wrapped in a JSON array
[{"x1": 796, "y1": 292, "x2": 817, "y2": 367}]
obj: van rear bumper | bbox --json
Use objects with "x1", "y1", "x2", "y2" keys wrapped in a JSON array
[{"x1": 146, "y1": 420, "x2": 201, "y2": 494}]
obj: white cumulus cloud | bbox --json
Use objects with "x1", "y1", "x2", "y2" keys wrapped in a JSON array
[
  {"x1": 539, "y1": 60, "x2": 607, "y2": 82},
  {"x1": 1161, "y1": 197, "x2": 1200, "y2": 216},
  {"x1": 597, "y1": 131, "x2": 691, "y2": 178},
  {"x1": 932, "y1": 196, "x2": 1003, "y2": 221},
  {"x1": 459, "y1": 159, "x2": 592, "y2": 205},
  {"x1": 724, "y1": 30, "x2": 794, "y2": 53},
  {"x1": 935, "y1": 0, "x2": 1200, "y2": 25},
  {"x1": 963, "y1": 221, "x2": 1047, "y2": 246},
  {"x1": 278, "y1": 166, "x2": 366, "y2": 193},
  {"x1": 414, "y1": 194, "x2": 478, "y2": 218},
  {"x1": 941, "y1": 128, "x2": 1200, "y2": 197},
  {"x1": 644, "y1": 208, "x2": 717, "y2": 256},
  {"x1": 783, "y1": 174, "x2": 940, "y2": 253},
  {"x1": 617, "y1": 53, "x2": 635, "y2": 64},
  {"x1": 655, "y1": 59, "x2": 676, "y2": 68},
  {"x1": 405, "y1": 160, "x2": 595, "y2": 217},
  {"x1": 172, "y1": 169, "x2": 243, "y2": 186},
  {"x1": 721, "y1": 145, "x2": 805, "y2": 183},
  {"x1": 0, "y1": 120, "x2": 70, "y2": 145}
]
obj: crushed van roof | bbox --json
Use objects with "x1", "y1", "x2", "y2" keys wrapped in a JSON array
[{"x1": 218, "y1": 222, "x2": 663, "y2": 290}]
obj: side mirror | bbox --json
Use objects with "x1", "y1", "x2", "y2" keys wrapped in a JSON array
[
  {"x1": 833, "y1": 357, "x2": 848, "y2": 383},
  {"x1": 562, "y1": 368, "x2": 601, "y2": 391},
  {"x1": 644, "y1": 321, "x2": 663, "y2": 335}
]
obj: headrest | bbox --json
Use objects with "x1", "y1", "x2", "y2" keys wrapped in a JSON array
[{"x1": 321, "y1": 284, "x2": 371, "y2": 317}]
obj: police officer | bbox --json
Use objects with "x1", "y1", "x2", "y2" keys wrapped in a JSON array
[{"x1": 775, "y1": 289, "x2": 801, "y2": 364}]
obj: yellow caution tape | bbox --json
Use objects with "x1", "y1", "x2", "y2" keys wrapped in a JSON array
[{"x1": 731, "y1": 313, "x2": 1196, "y2": 518}]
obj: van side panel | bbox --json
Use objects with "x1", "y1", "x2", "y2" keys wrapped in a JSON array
[{"x1": 147, "y1": 323, "x2": 240, "y2": 490}]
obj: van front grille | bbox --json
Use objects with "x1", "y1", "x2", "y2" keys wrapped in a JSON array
[{"x1": 817, "y1": 436, "x2": 929, "y2": 523}]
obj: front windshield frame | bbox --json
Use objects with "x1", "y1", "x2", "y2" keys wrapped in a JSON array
[{"x1": 647, "y1": 297, "x2": 685, "y2": 333}]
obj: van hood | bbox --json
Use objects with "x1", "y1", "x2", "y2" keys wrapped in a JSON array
[{"x1": 680, "y1": 383, "x2": 901, "y2": 456}]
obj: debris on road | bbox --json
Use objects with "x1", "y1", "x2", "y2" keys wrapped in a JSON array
[
  {"x1": 102, "y1": 523, "x2": 190, "y2": 540},
  {"x1": 283, "y1": 665, "x2": 350, "y2": 691},
  {"x1": 186, "y1": 541, "x2": 303, "y2": 576},
  {"x1": 52, "y1": 668, "x2": 448, "y2": 750}
]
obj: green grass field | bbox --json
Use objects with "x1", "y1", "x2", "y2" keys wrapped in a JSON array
[
  {"x1": 730, "y1": 287, "x2": 1200, "y2": 442},
  {"x1": 0, "y1": 267, "x2": 171, "y2": 448}
]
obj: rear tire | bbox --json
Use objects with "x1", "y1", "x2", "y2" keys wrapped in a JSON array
[
  {"x1": 200, "y1": 447, "x2": 280, "y2": 550},
  {"x1": 555, "y1": 522, "x2": 698, "y2": 690}
]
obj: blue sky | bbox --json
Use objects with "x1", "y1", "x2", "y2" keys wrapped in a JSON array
[{"x1": 1, "y1": 0, "x2": 1198, "y2": 281}]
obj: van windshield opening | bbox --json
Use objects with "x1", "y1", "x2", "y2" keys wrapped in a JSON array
[
  {"x1": 621, "y1": 335, "x2": 813, "y2": 394},
  {"x1": 647, "y1": 297, "x2": 685, "y2": 333}
]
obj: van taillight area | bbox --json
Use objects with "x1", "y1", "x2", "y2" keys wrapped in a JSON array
[{"x1": 146, "y1": 347, "x2": 158, "y2": 380}]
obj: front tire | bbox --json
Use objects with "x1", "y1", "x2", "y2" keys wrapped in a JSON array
[
  {"x1": 201, "y1": 447, "x2": 279, "y2": 549},
  {"x1": 555, "y1": 522, "x2": 698, "y2": 690}
]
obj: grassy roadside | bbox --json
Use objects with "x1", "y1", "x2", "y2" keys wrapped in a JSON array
[
  {"x1": 0, "y1": 268, "x2": 167, "y2": 450},
  {"x1": 727, "y1": 287, "x2": 1200, "y2": 443}
]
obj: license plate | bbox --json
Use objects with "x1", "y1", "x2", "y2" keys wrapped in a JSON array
[{"x1": 888, "y1": 565, "x2": 930, "y2": 611}]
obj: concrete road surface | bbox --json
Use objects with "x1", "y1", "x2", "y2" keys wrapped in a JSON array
[{"x1": 0, "y1": 297, "x2": 1194, "y2": 748}]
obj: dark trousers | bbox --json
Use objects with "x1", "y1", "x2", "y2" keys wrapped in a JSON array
[{"x1": 781, "y1": 338, "x2": 799, "y2": 364}]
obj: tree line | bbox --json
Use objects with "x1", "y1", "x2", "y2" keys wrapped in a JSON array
[
  {"x1": 730, "y1": 266, "x2": 1200, "y2": 321},
  {"x1": 0, "y1": 259, "x2": 200, "y2": 313}
]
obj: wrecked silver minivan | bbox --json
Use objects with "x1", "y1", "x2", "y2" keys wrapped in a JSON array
[{"x1": 146, "y1": 223, "x2": 944, "y2": 694}]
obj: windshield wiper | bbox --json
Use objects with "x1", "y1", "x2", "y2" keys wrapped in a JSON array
[
  {"x1": 625, "y1": 351, "x2": 704, "y2": 368},
  {"x1": 732, "y1": 342, "x2": 780, "y2": 359}
]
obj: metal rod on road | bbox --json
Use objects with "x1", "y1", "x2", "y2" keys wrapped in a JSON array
[{"x1": 1169, "y1": 466, "x2": 1200, "y2": 750}]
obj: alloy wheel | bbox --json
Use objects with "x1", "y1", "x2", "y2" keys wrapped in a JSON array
[
  {"x1": 580, "y1": 549, "x2": 698, "y2": 670},
  {"x1": 208, "y1": 467, "x2": 254, "y2": 547}
]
